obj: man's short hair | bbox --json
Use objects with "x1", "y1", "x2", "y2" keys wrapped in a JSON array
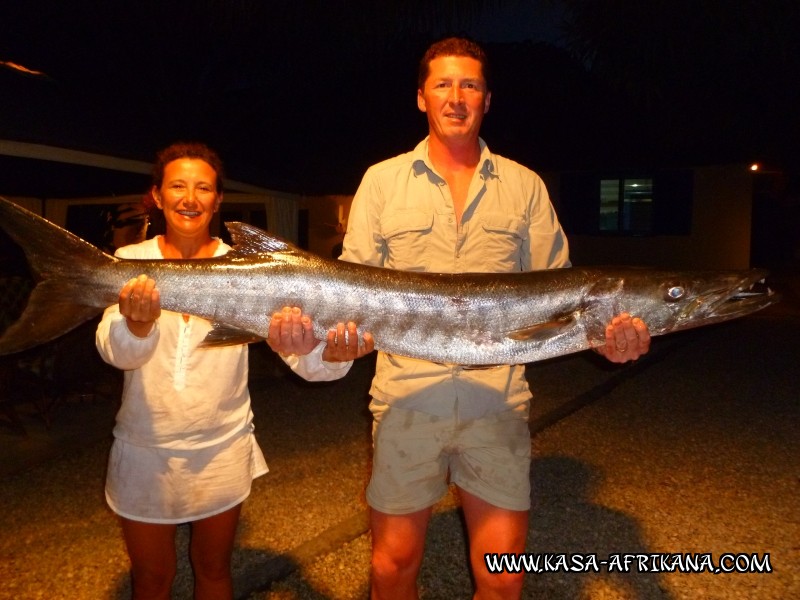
[{"x1": 417, "y1": 37, "x2": 490, "y2": 91}]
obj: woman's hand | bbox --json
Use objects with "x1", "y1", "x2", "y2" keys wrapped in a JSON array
[{"x1": 119, "y1": 274, "x2": 161, "y2": 337}]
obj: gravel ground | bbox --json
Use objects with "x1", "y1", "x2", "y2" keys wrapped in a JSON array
[{"x1": 1, "y1": 281, "x2": 798, "y2": 599}]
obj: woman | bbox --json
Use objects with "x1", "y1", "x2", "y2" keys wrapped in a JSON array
[{"x1": 96, "y1": 141, "x2": 267, "y2": 599}]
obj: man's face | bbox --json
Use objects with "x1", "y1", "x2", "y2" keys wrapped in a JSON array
[{"x1": 417, "y1": 55, "x2": 491, "y2": 145}]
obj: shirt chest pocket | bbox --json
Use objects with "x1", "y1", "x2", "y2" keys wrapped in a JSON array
[
  {"x1": 476, "y1": 214, "x2": 528, "y2": 269},
  {"x1": 381, "y1": 209, "x2": 434, "y2": 271}
]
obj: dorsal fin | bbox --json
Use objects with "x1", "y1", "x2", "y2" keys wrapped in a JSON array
[{"x1": 224, "y1": 222, "x2": 295, "y2": 254}]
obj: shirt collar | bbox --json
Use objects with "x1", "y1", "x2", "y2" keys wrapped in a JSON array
[{"x1": 412, "y1": 137, "x2": 498, "y2": 181}]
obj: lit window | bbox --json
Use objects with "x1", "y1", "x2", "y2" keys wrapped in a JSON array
[{"x1": 599, "y1": 178, "x2": 653, "y2": 233}]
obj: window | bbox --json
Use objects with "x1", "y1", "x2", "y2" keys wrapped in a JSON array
[
  {"x1": 599, "y1": 178, "x2": 653, "y2": 233},
  {"x1": 559, "y1": 170, "x2": 692, "y2": 236}
]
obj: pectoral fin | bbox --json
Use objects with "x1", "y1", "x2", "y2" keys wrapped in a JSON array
[
  {"x1": 506, "y1": 314, "x2": 577, "y2": 342},
  {"x1": 200, "y1": 323, "x2": 264, "y2": 347}
]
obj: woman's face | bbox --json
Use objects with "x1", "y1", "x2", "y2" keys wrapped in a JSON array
[{"x1": 153, "y1": 158, "x2": 222, "y2": 240}]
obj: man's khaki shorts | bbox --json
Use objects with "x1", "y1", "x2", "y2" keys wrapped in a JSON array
[{"x1": 365, "y1": 400, "x2": 531, "y2": 514}]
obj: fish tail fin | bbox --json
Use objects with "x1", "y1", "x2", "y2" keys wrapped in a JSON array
[{"x1": 0, "y1": 197, "x2": 117, "y2": 355}]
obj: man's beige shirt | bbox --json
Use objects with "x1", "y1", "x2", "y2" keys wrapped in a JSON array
[{"x1": 331, "y1": 137, "x2": 570, "y2": 419}]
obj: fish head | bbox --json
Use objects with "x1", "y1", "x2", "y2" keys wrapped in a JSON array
[{"x1": 621, "y1": 268, "x2": 779, "y2": 335}]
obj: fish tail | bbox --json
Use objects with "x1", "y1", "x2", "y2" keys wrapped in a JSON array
[{"x1": 0, "y1": 197, "x2": 117, "y2": 355}]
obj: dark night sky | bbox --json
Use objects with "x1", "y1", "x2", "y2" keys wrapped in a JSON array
[{"x1": 1, "y1": 1, "x2": 799, "y2": 197}]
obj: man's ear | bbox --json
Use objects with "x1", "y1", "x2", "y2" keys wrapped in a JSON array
[
  {"x1": 484, "y1": 91, "x2": 492, "y2": 115},
  {"x1": 417, "y1": 89, "x2": 427, "y2": 113}
]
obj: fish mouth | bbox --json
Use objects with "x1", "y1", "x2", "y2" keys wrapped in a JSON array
[{"x1": 677, "y1": 270, "x2": 779, "y2": 329}]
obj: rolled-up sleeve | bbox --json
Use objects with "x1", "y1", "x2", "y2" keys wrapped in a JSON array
[
  {"x1": 95, "y1": 304, "x2": 160, "y2": 370},
  {"x1": 340, "y1": 166, "x2": 388, "y2": 267},
  {"x1": 280, "y1": 341, "x2": 353, "y2": 382},
  {"x1": 94, "y1": 244, "x2": 161, "y2": 370},
  {"x1": 524, "y1": 175, "x2": 571, "y2": 271}
]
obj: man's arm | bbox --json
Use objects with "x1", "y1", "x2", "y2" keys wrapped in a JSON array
[
  {"x1": 339, "y1": 167, "x2": 387, "y2": 267},
  {"x1": 523, "y1": 174, "x2": 571, "y2": 271},
  {"x1": 524, "y1": 176, "x2": 649, "y2": 363}
]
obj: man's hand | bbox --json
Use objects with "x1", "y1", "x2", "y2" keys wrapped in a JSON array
[
  {"x1": 267, "y1": 306, "x2": 319, "y2": 356},
  {"x1": 119, "y1": 274, "x2": 161, "y2": 338},
  {"x1": 266, "y1": 306, "x2": 375, "y2": 361},
  {"x1": 595, "y1": 313, "x2": 651, "y2": 363},
  {"x1": 321, "y1": 321, "x2": 375, "y2": 362}
]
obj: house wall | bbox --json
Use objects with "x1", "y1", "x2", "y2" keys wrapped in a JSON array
[
  {"x1": 545, "y1": 164, "x2": 754, "y2": 270},
  {"x1": 299, "y1": 194, "x2": 350, "y2": 258},
  {"x1": 301, "y1": 165, "x2": 755, "y2": 269}
]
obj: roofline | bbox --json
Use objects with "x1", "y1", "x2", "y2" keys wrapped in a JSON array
[{"x1": 0, "y1": 139, "x2": 272, "y2": 195}]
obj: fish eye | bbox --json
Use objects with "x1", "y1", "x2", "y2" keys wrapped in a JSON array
[{"x1": 664, "y1": 285, "x2": 685, "y2": 302}]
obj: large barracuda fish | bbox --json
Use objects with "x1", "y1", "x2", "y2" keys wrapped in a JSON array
[{"x1": 0, "y1": 197, "x2": 778, "y2": 364}]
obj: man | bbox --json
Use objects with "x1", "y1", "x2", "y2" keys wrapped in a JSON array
[{"x1": 271, "y1": 37, "x2": 649, "y2": 600}]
